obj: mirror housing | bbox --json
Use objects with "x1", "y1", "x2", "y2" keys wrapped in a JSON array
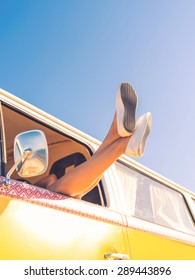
[
  {"x1": 3, "y1": 130, "x2": 48, "y2": 187},
  {"x1": 14, "y1": 130, "x2": 48, "y2": 177}
]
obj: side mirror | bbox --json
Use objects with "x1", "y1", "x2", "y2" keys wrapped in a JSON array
[
  {"x1": 3, "y1": 130, "x2": 48, "y2": 187},
  {"x1": 14, "y1": 130, "x2": 48, "y2": 177}
]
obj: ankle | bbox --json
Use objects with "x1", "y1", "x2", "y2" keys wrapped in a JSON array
[{"x1": 115, "y1": 137, "x2": 130, "y2": 155}]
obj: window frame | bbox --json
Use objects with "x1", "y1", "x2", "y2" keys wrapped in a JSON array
[
  {"x1": 115, "y1": 160, "x2": 195, "y2": 235},
  {"x1": 0, "y1": 101, "x2": 6, "y2": 176},
  {"x1": 1, "y1": 102, "x2": 107, "y2": 206}
]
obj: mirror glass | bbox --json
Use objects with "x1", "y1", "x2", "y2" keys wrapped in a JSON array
[{"x1": 14, "y1": 130, "x2": 48, "y2": 177}]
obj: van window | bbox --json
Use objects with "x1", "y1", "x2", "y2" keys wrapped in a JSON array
[
  {"x1": 115, "y1": 161, "x2": 195, "y2": 235},
  {"x1": 0, "y1": 142, "x2": 2, "y2": 176},
  {"x1": 2, "y1": 103, "x2": 106, "y2": 206}
]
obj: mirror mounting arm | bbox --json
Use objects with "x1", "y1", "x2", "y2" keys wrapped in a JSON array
[{"x1": 2, "y1": 149, "x2": 32, "y2": 189}]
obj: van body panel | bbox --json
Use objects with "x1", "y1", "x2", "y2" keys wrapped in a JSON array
[{"x1": 127, "y1": 228, "x2": 195, "y2": 260}]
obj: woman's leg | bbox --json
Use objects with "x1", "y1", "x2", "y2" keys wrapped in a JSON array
[
  {"x1": 38, "y1": 83, "x2": 151, "y2": 198},
  {"x1": 47, "y1": 135, "x2": 129, "y2": 198},
  {"x1": 64, "y1": 112, "x2": 152, "y2": 198},
  {"x1": 46, "y1": 110, "x2": 128, "y2": 197},
  {"x1": 37, "y1": 111, "x2": 152, "y2": 198}
]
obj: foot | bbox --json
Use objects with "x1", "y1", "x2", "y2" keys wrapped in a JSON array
[
  {"x1": 125, "y1": 112, "x2": 152, "y2": 157},
  {"x1": 116, "y1": 82, "x2": 138, "y2": 137}
]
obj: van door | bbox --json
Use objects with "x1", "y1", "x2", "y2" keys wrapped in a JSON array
[{"x1": 0, "y1": 180, "x2": 129, "y2": 260}]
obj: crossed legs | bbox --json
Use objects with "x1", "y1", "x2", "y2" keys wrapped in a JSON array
[
  {"x1": 36, "y1": 83, "x2": 152, "y2": 199},
  {"x1": 47, "y1": 114, "x2": 130, "y2": 198}
]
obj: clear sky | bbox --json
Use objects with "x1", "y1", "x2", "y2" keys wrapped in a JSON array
[{"x1": 1, "y1": 0, "x2": 195, "y2": 193}]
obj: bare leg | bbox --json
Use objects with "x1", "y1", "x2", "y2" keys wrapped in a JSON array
[
  {"x1": 47, "y1": 113, "x2": 128, "y2": 197},
  {"x1": 36, "y1": 84, "x2": 152, "y2": 198},
  {"x1": 47, "y1": 136, "x2": 129, "y2": 198},
  {"x1": 36, "y1": 111, "x2": 151, "y2": 197}
]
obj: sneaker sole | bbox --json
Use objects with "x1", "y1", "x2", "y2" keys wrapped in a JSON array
[
  {"x1": 138, "y1": 113, "x2": 152, "y2": 156},
  {"x1": 121, "y1": 83, "x2": 137, "y2": 133}
]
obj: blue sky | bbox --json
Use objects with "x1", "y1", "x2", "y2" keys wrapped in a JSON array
[{"x1": 1, "y1": 0, "x2": 195, "y2": 193}]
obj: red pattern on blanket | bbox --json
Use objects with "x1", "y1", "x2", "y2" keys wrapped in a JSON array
[{"x1": 0, "y1": 176, "x2": 65, "y2": 200}]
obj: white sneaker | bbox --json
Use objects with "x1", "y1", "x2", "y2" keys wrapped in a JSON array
[
  {"x1": 126, "y1": 112, "x2": 152, "y2": 157},
  {"x1": 116, "y1": 82, "x2": 138, "y2": 137}
]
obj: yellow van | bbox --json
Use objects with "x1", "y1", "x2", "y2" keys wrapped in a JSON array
[{"x1": 0, "y1": 88, "x2": 195, "y2": 260}]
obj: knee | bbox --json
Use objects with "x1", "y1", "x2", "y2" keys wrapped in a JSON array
[{"x1": 47, "y1": 174, "x2": 57, "y2": 186}]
